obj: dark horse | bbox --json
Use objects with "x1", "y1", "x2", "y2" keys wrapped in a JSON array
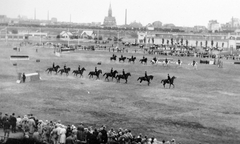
[
  {"x1": 137, "y1": 75, "x2": 154, "y2": 86},
  {"x1": 110, "y1": 55, "x2": 117, "y2": 61},
  {"x1": 88, "y1": 70, "x2": 102, "y2": 79},
  {"x1": 115, "y1": 72, "x2": 131, "y2": 83},
  {"x1": 119, "y1": 57, "x2": 126, "y2": 62},
  {"x1": 72, "y1": 67, "x2": 86, "y2": 77},
  {"x1": 128, "y1": 57, "x2": 136, "y2": 63},
  {"x1": 103, "y1": 70, "x2": 118, "y2": 81},
  {"x1": 46, "y1": 65, "x2": 60, "y2": 74},
  {"x1": 139, "y1": 58, "x2": 148, "y2": 64},
  {"x1": 161, "y1": 76, "x2": 176, "y2": 88},
  {"x1": 58, "y1": 68, "x2": 71, "y2": 76}
]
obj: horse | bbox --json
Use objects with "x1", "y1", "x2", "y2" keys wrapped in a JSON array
[
  {"x1": 57, "y1": 67, "x2": 71, "y2": 76},
  {"x1": 46, "y1": 65, "x2": 60, "y2": 74},
  {"x1": 110, "y1": 55, "x2": 117, "y2": 61},
  {"x1": 72, "y1": 67, "x2": 86, "y2": 77},
  {"x1": 139, "y1": 58, "x2": 148, "y2": 64},
  {"x1": 188, "y1": 62, "x2": 198, "y2": 70},
  {"x1": 127, "y1": 57, "x2": 136, "y2": 63},
  {"x1": 161, "y1": 76, "x2": 176, "y2": 88},
  {"x1": 103, "y1": 70, "x2": 118, "y2": 81},
  {"x1": 137, "y1": 75, "x2": 154, "y2": 86},
  {"x1": 88, "y1": 70, "x2": 102, "y2": 79},
  {"x1": 115, "y1": 72, "x2": 131, "y2": 83},
  {"x1": 119, "y1": 57, "x2": 126, "y2": 62}
]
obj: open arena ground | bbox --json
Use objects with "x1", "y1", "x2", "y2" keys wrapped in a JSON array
[{"x1": 1, "y1": 41, "x2": 240, "y2": 144}]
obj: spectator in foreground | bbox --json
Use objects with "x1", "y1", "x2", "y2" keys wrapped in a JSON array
[
  {"x1": 3, "y1": 119, "x2": 11, "y2": 143},
  {"x1": 10, "y1": 113, "x2": 17, "y2": 133}
]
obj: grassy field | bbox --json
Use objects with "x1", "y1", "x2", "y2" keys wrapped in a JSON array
[{"x1": 1, "y1": 41, "x2": 240, "y2": 144}]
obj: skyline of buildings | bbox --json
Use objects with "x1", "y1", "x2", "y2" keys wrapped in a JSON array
[{"x1": 0, "y1": 3, "x2": 240, "y2": 33}]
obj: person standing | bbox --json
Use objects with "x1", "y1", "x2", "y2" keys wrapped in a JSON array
[
  {"x1": 3, "y1": 119, "x2": 11, "y2": 143},
  {"x1": 165, "y1": 58, "x2": 168, "y2": 64},
  {"x1": 10, "y1": 113, "x2": 17, "y2": 133},
  {"x1": 22, "y1": 73, "x2": 26, "y2": 83}
]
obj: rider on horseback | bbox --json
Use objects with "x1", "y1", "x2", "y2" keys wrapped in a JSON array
[
  {"x1": 53, "y1": 62, "x2": 55, "y2": 68},
  {"x1": 64, "y1": 64, "x2": 66, "y2": 71},
  {"x1": 167, "y1": 74, "x2": 171, "y2": 83},
  {"x1": 95, "y1": 67, "x2": 98, "y2": 74},
  {"x1": 121, "y1": 55, "x2": 123, "y2": 58},
  {"x1": 145, "y1": 71, "x2": 148, "y2": 80},
  {"x1": 131, "y1": 55, "x2": 134, "y2": 59},
  {"x1": 78, "y1": 65, "x2": 81, "y2": 71},
  {"x1": 110, "y1": 67, "x2": 113, "y2": 74},
  {"x1": 122, "y1": 69, "x2": 125, "y2": 77}
]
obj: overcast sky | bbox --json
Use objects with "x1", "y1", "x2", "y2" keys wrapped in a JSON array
[{"x1": 0, "y1": 0, "x2": 239, "y2": 27}]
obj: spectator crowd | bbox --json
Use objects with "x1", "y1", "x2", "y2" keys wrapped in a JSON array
[{"x1": 0, "y1": 112, "x2": 177, "y2": 144}]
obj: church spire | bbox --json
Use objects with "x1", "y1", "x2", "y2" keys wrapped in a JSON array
[{"x1": 108, "y1": 2, "x2": 112, "y2": 17}]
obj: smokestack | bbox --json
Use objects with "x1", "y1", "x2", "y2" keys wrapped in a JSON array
[
  {"x1": 125, "y1": 9, "x2": 127, "y2": 25},
  {"x1": 34, "y1": 8, "x2": 36, "y2": 20}
]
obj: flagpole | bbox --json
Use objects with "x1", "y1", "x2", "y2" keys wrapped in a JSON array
[
  {"x1": 39, "y1": 28, "x2": 42, "y2": 47},
  {"x1": 78, "y1": 29, "x2": 79, "y2": 45},
  {"x1": 6, "y1": 27, "x2": 8, "y2": 45},
  {"x1": 68, "y1": 28, "x2": 69, "y2": 47}
]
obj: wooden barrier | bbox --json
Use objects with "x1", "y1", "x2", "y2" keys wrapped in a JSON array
[{"x1": 234, "y1": 62, "x2": 240, "y2": 64}]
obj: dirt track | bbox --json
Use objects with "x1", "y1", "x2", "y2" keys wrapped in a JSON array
[{"x1": 1, "y1": 42, "x2": 240, "y2": 144}]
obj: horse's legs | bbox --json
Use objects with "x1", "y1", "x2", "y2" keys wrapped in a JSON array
[{"x1": 172, "y1": 83, "x2": 175, "y2": 88}]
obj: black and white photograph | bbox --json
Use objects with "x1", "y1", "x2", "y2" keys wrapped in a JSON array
[{"x1": 0, "y1": 0, "x2": 240, "y2": 144}]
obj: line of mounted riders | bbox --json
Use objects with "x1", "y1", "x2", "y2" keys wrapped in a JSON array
[
  {"x1": 110, "y1": 54, "x2": 175, "y2": 65},
  {"x1": 110, "y1": 54, "x2": 148, "y2": 64},
  {"x1": 46, "y1": 63, "x2": 176, "y2": 87}
]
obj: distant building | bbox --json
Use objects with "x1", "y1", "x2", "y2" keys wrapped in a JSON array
[
  {"x1": 60, "y1": 31, "x2": 73, "y2": 38},
  {"x1": 152, "y1": 21, "x2": 162, "y2": 28},
  {"x1": 0, "y1": 15, "x2": 8, "y2": 23},
  {"x1": 81, "y1": 30, "x2": 96, "y2": 38},
  {"x1": 145, "y1": 23, "x2": 154, "y2": 31},
  {"x1": 193, "y1": 25, "x2": 207, "y2": 32},
  {"x1": 51, "y1": 18, "x2": 57, "y2": 23},
  {"x1": 103, "y1": 3, "x2": 116, "y2": 27},
  {"x1": 208, "y1": 20, "x2": 221, "y2": 33},
  {"x1": 163, "y1": 23, "x2": 175, "y2": 28},
  {"x1": 128, "y1": 21, "x2": 143, "y2": 28}
]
